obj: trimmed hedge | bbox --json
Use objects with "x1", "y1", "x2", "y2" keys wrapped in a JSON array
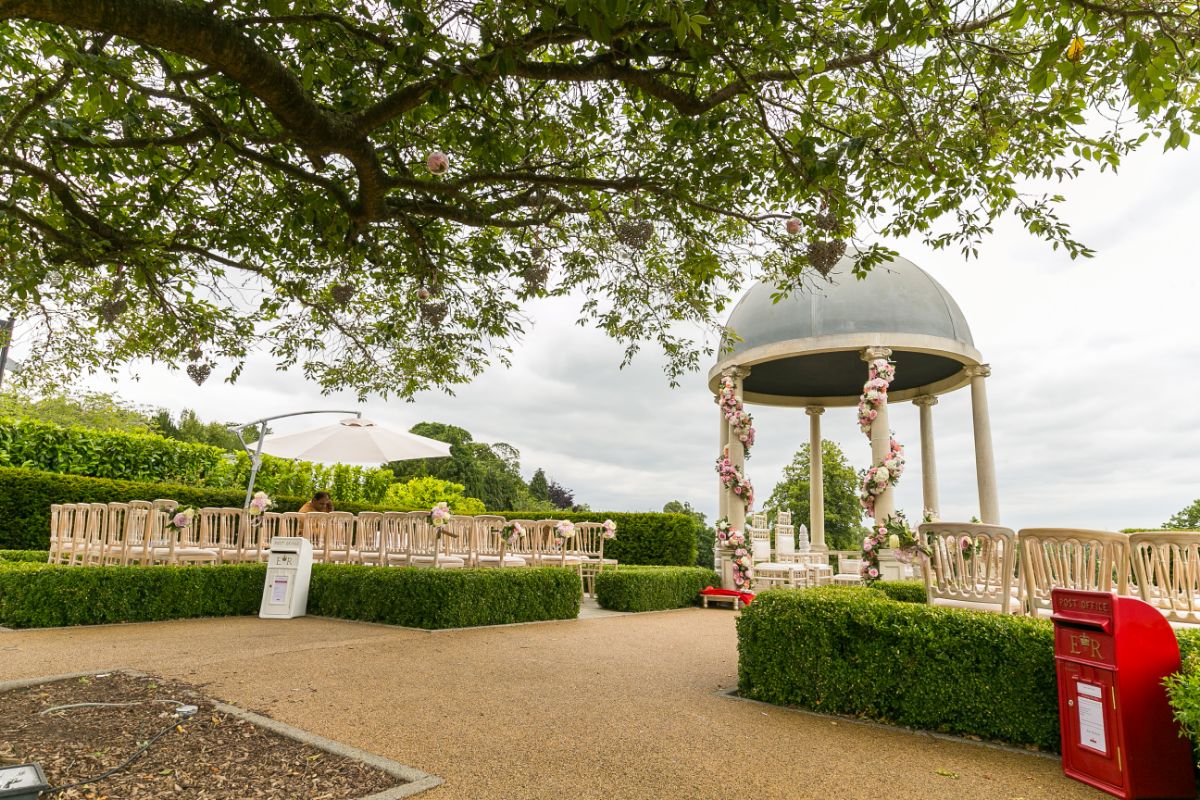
[
  {"x1": 0, "y1": 549, "x2": 49, "y2": 563},
  {"x1": 738, "y1": 587, "x2": 1063, "y2": 749},
  {"x1": 869, "y1": 579, "x2": 926, "y2": 604},
  {"x1": 308, "y1": 565, "x2": 581, "y2": 629},
  {"x1": 0, "y1": 467, "x2": 416, "y2": 549},
  {"x1": 0, "y1": 562, "x2": 266, "y2": 627},
  {"x1": 0, "y1": 416, "x2": 393, "y2": 502},
  {"x1": 0, "y1": 561, "x2": 582, "y2": 630},
  {"x1": 595, "y1": 566, "x2": 718, "y2": 612},
  {"x1": 492, "y1": 511, "x2": 697, "y2": 566}
]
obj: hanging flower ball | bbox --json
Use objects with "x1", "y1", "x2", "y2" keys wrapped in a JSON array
[
  {"x1": 785, "y1": 217, "x2": 802, "y2": 235},
  {"x1": 426, "y1": 150, "x2": 450, "y2": 175},
  {"x1": 415, "y1": 287, "x2": 432, "y2": 301}
]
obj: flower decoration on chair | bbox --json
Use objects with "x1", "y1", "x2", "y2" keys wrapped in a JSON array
[
  {"x1": 429, "y1": 502, "x2": 451, "y2": 527},
  {"x1": 167, "y1": 507, "x2": 197, "y2": 533},
  {"x1": 716, "y1": 376, "x2": 756, "y2": 455},
  {"x1": 856, "y1": 358, "x2": 905, "y2": 517},
  {"x1": 502, "y1": 521, "x2": 525, "y2": 548},
  {"x1": 553, "y1": 520, "x2": 575, "y2": 546},
  {"x1": 602, "y1": 519, "x2": 617, "y2": 540},
  {"x1": 860, "y1": 511, "x2": 928, "y2": 585},
  {"x1": 715, "y1": 518, "x2": 753, "y2": 589},
  {"x1": 248, "y1": 491, "x2": 274, "y2": 516},
  {"x1": 715, "y1": 456, "x2": 755, "y2": 511}
]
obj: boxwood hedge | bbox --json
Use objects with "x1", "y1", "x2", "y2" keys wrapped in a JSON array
[
  {"x1": 0, "y1": 549, "x2": 49, "y2": 563},
  {"x1": 0, "y1": 561, "x2": 581, "y2": 630},
  {"x1": 492, "y1": 511, "x2": 697, "y2": 566},
  {"x1": 594, "y1": 566, "x2": 718, "y2": 612},
  {"x1": 308, "y1": 565, "x2": 580, "y2": 629},
  {"x1": 739, "y1": 586, "x2": 1200, "y2": 752}
]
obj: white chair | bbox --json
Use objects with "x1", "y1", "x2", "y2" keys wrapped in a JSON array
[
  {"x1": 920, "y1": 522, "x2": 1020, "y2": 614},
  {"x1": 833, "y1": 555, "x2": 863, "y2": 585},
  {"x1": 1018, "y1": 528, "x2": 1130, "y2": 617},
  {"x1": 1129, "y1": 531, "x2": 1200, "y2": 627},
  {"x1": 474, "y1": 516, "x2": 527, "y2": 569},
  {"x1": 353, "y1": 511, "x2": 385, "y2": 565},
  {"x1": 407, "y1": 516, "x2": 465, "y2": 569}
]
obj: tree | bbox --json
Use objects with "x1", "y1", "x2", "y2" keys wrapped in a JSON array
[
  {"x1": 151, "y1": 407, "x2": 250, "y2": 450},
  {"x1": 3, "y1": 2, "x2": 1196, "y2": 396},
  {"x1": 528, "y1": 468, "x2": 550, "y2": 502},
  {"x1": 767, "y1": 440, "x2": 867, "y2": 551},
  {"x1": 663, "y1": 499, "x2": 713, "y2": 569},
  {"x1": 0, "y1": 388, "x2": 153, "y2": 432},
  {"x1": 385, "y1": 476, "x2": 486, "y2": 515},
  {"x1": 546, "y1": 480, "x2": 575, "y2": 510},
  {"x1": 1165, "y1": 499, "x2": 1200, "y2": 530}
]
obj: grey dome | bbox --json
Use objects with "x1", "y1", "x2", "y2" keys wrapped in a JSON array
[
  {"x1": 713, "y1": 253, "x2": 982, "y2": 405},
  {"x1": 727, "y1": 254, "x2": 972, "y2": 353}
]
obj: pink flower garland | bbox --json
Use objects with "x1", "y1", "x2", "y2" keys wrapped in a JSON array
[
  {"x1": 716, "y1": 518, "x2": 753, "y2": 589},
  {"x1": 717, "y1": 377, "x2": 756, "y2": 454},
  {"x1": 715, "y1": 456, "x2": 755, "y2": 511},
  {"x1": 857, "y1": 359, "x2": 906, "y2": 517}
]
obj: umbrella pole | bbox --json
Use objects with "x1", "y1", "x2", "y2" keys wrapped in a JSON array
[{"x1": 242, "y1": 422, "x2": 268, "y2": 508}]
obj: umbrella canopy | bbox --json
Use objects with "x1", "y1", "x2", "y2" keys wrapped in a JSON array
[{"x1": 258, "y1": 417, "x2": 452, "y2": 464}]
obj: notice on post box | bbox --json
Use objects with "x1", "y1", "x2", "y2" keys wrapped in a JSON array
[
  {"x1": 1076, "y1": 685, "x2": 1108, "y2": 755},
  {"x1": 271, "y1": 575, "x2": 289, "y2": 605}
]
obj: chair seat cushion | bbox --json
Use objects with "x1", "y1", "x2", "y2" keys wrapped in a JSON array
[
  {"x1": 409, "y1": 556, "x2": 465, "y2": 568},
  {"x1": 477, "y1": 555, "x2": 528, "y2": 567}
]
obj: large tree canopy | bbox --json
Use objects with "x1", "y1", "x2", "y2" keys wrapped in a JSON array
[{"x1": 0, "y1": 0, "x2": 1196, "y2": 396}]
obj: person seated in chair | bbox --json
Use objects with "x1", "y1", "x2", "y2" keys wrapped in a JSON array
[{"x1": 298, "y1": 491, "x2": 333, "y2": 513}]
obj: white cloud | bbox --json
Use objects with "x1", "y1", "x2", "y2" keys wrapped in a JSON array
[{"x1": 27, "y1": 142, "x2": 1199, "y2": 532}]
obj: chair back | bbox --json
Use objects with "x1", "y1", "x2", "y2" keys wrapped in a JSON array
[
  {"x1": 354, "y1": 511, "x2": 384, "y2": 565},
  {"x1": 122, "y1": 501, "x2": 153, "y2": 564},
  {"x1": 279, "y1": 511, "x2": 305, "y2": 538},
  {"x1": 473, "y1": 515, "x2": 510, "y2": 562},
  {"x1": 381, "y1": 511, "x2": 409, "y2": 563},
  {"x1": 837, "y1": 555, "x2": 863, "y2": 576},
  {"x1": 572, "y1": 522, "x2": 605, "y2": 560},
  {"x1": 405, "y1": 514, "x2": 441, "y2": 560},
  {"x1": 775, "y1": 524, "x2": 796, "y2": 558},
  {"x1": 751, "y1": 538, "x2": 771, "y2": 564},
  {"x1": 81, "y1": 503, "x2": 109, "y2": 565},
  {"x1": 1129, "y1": 531, "x2": 1200, "y2": 625},
  {"x1": 1018, "y1": 528, "x2": 1130, "y2": 614},
  {"x1": 748, "y1": 513, "x2": 770, "y2": 542},
  {"x1": 504, "y1": 519, "x2": 539, "y2": 560},
  {"x1": 47, "y1": 504, "x2": 64, "y2": 563},
  {"x1": 445, "y1": 515, "x2": 476, "y2": 563},
  {"x1": 242, "y1": 511, "x2": 279, "y2": 562},
  {"x1": 777, "y1": 511, "x2": 792, "y2": 527},
  {"x1": 920, "y1": 522, "x2": 1017, "y2": 614},
  {"x1": 104, "y1": 502, "x2": 130, "y2": 565},
  {"x1": 323, "y1": 512, "x2": 357, "y2": 561}
]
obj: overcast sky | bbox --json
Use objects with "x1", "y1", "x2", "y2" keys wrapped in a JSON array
[{"x1": 34, "y1": 142, "x2": 1200, "y2": 531}]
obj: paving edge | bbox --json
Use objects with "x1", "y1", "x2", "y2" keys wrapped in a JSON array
[
  {"x1": 0, "y1": 668, "x2": 444, "y2": 799},
  {"x1": 718, "y1": 687, "x2": 1059, "y2": 761}
]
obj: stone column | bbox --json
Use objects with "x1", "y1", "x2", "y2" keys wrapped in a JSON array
[
  {"x1": 723, "y1": 367, "x2": 750, "y2": 532},
  {"x1": 806, "y1": 407, "x2": 826, "y2": 552},
  {"x1": 718, "y1": 398, "x2": 730, "y2": 520},
  {"x1": 966, "y1": 364, "x2": 1000, "y2": 524},
  {"x1": 913, "y1": 395, "x2": 940, "y2": 519},
  {"x1": 861, "y1": 346, "x2": 894, "y2": 526}
]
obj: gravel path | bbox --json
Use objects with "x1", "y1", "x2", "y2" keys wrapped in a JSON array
[{"x1": 0, "y1": 610, "x2": 1107, "y2": 800}]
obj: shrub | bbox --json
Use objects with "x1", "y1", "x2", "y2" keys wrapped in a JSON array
[
  {"x1": 0, "y1": 550, "x2": 48, "y2": 563},
  {"x1": 0, "y1": 561, "x2": 581, "y2": 630},
  {"x1": 595, "y1": 566, "x2": 718, "y2": 612},
  {"x1": 0, "y1": 417, "x2": 392, "y2": 502},
  {"x1": 738, "y1": 587, "x2": 1062, "y2": 749},
  {"x1": 869, "y1": 579, "x2": 926, "y2": 603},
  {"x1": 0, "y1": 467, "x2": 417, "y2": 549},
  {"x1": 384, "y1": 476, "x2": 486, "y2": 515},
  {"x1": 308, "y1": 565, "x2": 580, "y2": 629},
  {"x1": 696, "y1": 525, "x2": 716, "y2": 569},
  {"x1": 492, "y1": 511, "x2": 697, "y2": 566},
  {"x1": 0, "y1": 561, "x2": 266, "y2": 627}
]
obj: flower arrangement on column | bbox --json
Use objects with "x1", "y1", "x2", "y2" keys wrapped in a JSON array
[
  {"x1": 715, "y1": 455, "x2": 755, "y2": 510},
  {"x1": 717, "y1": 376, "x2": 756, "y2": 454},
  {"x1": 715, "y1": 518, "x2": 753, "y2": 590},
  {"x1": 860, "y1": 511, "x2": 928, "y2": 584},
  {"x1": 856, "y1": 358, "x2": 906, "y2": 517}
]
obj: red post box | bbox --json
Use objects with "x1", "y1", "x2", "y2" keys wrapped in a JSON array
[{"x1": 1051, "y1": 588, "x2": 1194, "y2": 799}]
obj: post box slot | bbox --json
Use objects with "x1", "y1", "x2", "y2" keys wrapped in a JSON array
[{"x1": 1050, "y1": 613, "x2": 1112, "y2": 634}]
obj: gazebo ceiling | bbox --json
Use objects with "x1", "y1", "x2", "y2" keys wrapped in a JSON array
[{"x1": 708, "y1": 252, "x2": 984, "y2": 406}]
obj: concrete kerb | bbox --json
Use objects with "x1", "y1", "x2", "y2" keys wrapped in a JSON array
[
  {"x1": 718, "y1": 687, "x2": 1059, "y2": 761},
  {"x1": 0, "y1": 668, "x2": 444, "y2": 799}
]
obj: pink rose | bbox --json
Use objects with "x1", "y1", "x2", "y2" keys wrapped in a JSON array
[
  {"x1": 869, "y1": 567, "x2": 879, "y2": 577},
  {"x1": 786, "y1": 217, "x2": 802, "y2": 235},
  {"x1": 426, "y1": 150, "x2": 449, "y2": 174}
]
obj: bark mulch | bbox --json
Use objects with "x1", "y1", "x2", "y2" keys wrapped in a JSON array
[{"x1": 0, "y1": 672, "x2": 402, "y2": 799}]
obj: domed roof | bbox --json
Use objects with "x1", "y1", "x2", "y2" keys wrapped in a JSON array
[{"x1": 711, "y1": 252, "x2": 984, "y2": 406}]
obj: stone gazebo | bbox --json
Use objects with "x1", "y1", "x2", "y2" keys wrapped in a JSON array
[{"x1": 709, "y1": 253, "x2": 999, "y2": 584}]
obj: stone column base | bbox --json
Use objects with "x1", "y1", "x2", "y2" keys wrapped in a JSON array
[{"x1": 877, "y1": 550, "x2": 906, "y2": 582}]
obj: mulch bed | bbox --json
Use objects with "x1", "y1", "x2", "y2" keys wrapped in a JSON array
[{"x1": 0, "y1": 672, "x2": 402, "y2": 799}]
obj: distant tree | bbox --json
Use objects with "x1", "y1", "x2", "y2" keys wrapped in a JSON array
[
  {"x1": 546, "y1": 480, "x2": 575, "y2": 510},
  {"x1": 152, "y1": 408, "x2": 249, "y2": 450},
  {"x1": 767, "y1": 441, "x2": 867, "y2": 551},
  {"x1": 1165, "y1": 499, "x2": 1200, "y2": 530},
  {"x1": 529, "y1": 468, "x2": 550, "y2": 502},
  {"x1": 0, "y1": 388, "x2": 153, "y2": 432},
  {"x1": 664, "y1": 500, "x2": 713, "y2": 569},
  {"x1": 385, "y1": 476, "x2": 486, "y2": 515}
]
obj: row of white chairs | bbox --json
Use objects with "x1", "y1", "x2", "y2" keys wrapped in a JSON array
[
  {"x1": 922, "y1": 522, "x2": 1200, "y2": 626},
  {"x1": 47, "y1": 503, "x2": 619, "y2": 592}
]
